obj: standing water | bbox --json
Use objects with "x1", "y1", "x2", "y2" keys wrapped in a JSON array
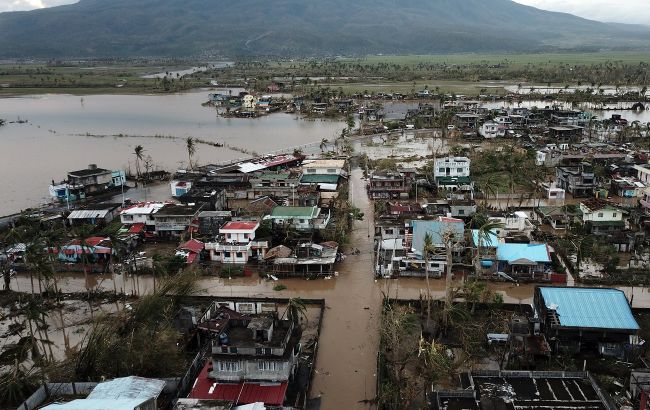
[{"x1": 0, "y1": 91, "x2": 345, "y2": 214}]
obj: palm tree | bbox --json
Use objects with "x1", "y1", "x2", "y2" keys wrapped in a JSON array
[
  {"x1": 471, "y1": 213, "x2": 504, "y2": 278},
  {"x1": 319, "y1": 138, "x2": 329, "y2": 153},
  {"x1": 283, "y1": 297, "x2": 307, "y2": 326},
  {"x1": 422, "y1": 233, "x2": 436, "y2": 333},
  {"x1": 186, "y1": 137, "x2": 196, "y2": 169},
  {"x1": 133, "y1": 145, "x2": 144, "y2": 179}
]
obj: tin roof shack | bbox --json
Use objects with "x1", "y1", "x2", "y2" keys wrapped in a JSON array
[
  {"x1": 67, "y1": 203, "x2": 121, "y2": 226},
  {"x1": 153, "y1": 203, "x2": 204, "y2": 238},
  {"x1": 266, "y1": 241, "x2": 339, "y2": 277},
  {"x1": 191, "y1": 304, "x2": 301, "y2": 407},
  {"x1": 534, "y1": 287, "x2": 640, "y2": 359},
  {"x1": 368, "y1": 172, "x2": 411, "y2": 199},
  {"x1": 556, "y1": 163, "x2": 596, "y2": 198},
  {"x1": 179, "y1": 187, "x2": 227, "y2": 211},
  {"x1": 41, "y1": 376, "x2": 166, "y2": 410},
  {"x1": 431, "y1": 370, "x2": 615, "y2": 410}
]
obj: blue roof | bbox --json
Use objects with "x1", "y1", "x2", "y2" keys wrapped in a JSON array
[
  {"x1": 412, "y1": 219, "x2": 464, "y2": 255},
  {"x1": 496, "y1": 243, "x2": 550, "y2": 264},
  {"x1": 539, "y1": 287, "x2": 639, "y2": 330},
  {"x1": 471, "y1": 229, "x2": 499, "y2": 247}
]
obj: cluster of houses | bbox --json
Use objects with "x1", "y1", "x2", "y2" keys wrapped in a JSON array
[
  {"x1": 370, "y1": 150, "x2": 650, "y2": 281},
  {"x1": 209, "y1": 90, "x2": 355, "y2": 117},
  {"x1": 33, "y1": 154, "x2": 350, "y2": 277}
]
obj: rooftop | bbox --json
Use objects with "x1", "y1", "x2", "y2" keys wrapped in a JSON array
[
  {"x1": 43, "y1": 376, "x2": 165, "y2": 410},
  {"x1": 221, "y1": 221, "x2": 259, "y2": 231},
  {"x1": 155, "y1": 203, "x2": 204, "y2": 216},
  {"x1": 299, "y1": 174, "x2": 340, "y2": 184},
  {"x1": 121, "y1": 202, "x2": 166, "y2": 215},
  {"x1": 68, "y1": 166, "x2": 110, "y2": 177},
  {"x1": 497, "y1": 243, "x2": 550, "y2": 265},
  {"x1": 539, "y1": 287, "x2": 639, "y2": 331},
  {"x1": 270, "y1": 206, "x2": 319, "y2": 218}
]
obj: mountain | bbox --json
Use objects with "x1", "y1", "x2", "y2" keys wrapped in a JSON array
[{"x1": 0, "y1": 0, "x2": 649, "y2": 58}]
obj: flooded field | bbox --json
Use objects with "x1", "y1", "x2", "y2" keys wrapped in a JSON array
[{"x1": 0, "y1": 91, "x2": 345, "y2": 215}]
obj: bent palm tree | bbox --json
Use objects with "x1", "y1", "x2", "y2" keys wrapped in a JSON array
[
  {"x1": 133, "y1": 145, "x2": 144, "y2": 179},
  {"x1": 186, "y1": 137, "x2": 196, "y2": 169},
  {"x1": 283, "y1": 297, "x2": 307, "y2": 326}
]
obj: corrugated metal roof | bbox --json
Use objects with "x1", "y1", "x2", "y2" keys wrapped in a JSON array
[
  {"x1": 540, "y1": 287, "x2": 639, "y2": 330},
  {"x1": 68, "y1": 209, "x2": 110, "y2": 219},
  {"x1": 412, "y1": 219, "x2": 464, "y2": 254},
  {"x1": 497, "y1": 243, "x2": 550, "y2": 264}
]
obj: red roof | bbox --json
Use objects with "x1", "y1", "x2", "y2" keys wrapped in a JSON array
[
  {"x1": 188, "y1": 361, "x2": 287, "y2": 406},
  {"x1": 186, "y1": 253, "x2": 198, "y2": 264},
  {"x1": 128, "y1": 223, "x2": 145, "y2": 234},
  {"x1": 221, "y1": 221, "x2": 259, "y2": 231},
  {"x1": 179, "y1": 239, "x2": 205, "y2": 254}
]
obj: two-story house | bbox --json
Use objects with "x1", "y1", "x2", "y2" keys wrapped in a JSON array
[
  {"x1": 368, "y1": 172, "x2": 411, "y2": 199},
  {"x1": 120, "y1": 202, "x2": 166, "y2": 235},
  {"x1": 434, "y1": 157, "x2": 471, "y2": 181},
  {"x1": 190, "y1": 303, "x2": 301, "y2": 407},
  {"x1": 555, "y1": 163, "x2": 596, "y2": 197},
  {"x1": 67, "y1": 164, "x2": 122, "y2": 194},
  {"x1": 579, "y1": 198, "x2": 626, "y2": 235},
  {"x1": 152, "y1": 203, "x2": 204, "y2": 238},
  {"x1": 205, "y1": 221, "x2": 269, "y2": 264}
]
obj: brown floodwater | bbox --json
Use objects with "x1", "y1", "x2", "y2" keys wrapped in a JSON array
[
  {"x1": 0, "y1": 91, "x2": 345, "y2": 215},
  {"x1": 9, "y1": 168, "x2": 650, "y2": 409}
]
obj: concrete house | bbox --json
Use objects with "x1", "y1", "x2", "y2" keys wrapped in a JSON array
[
  {"x1": 120, "y1": 202, "x2": 166, "y2": 235},
  {"x1": 205, "y1": 221, "x2": 269, "y2": 264},
  {"x1": 153, "y1": 203, "x2": 204, "y2": 238},
  {"x1": 368, "y1": 172, "x2": 411, "y2": 199},
  {"x1": 555, "y1": 163, "x2": 596, "y2": 197},
  {"x1": 434, "y1": 157, "x2": 471, "y2": 180},
  {"x1": 67, "y1": 164, "x2": 122, "y2": 194},
  {"x1": 67, "y1": 203, "x2": 121, "y2": 226},
  {"x1": 190, "y1": 303, "x2": 300, "y2": 407},
  {"x1": 269, "y1": 206, "x2": 330, "y2": 231},
  {"x1": 579, "y1": 198, "x2": 626, "y2": 235}
]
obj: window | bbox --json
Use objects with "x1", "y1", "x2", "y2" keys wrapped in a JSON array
[
  {"x1": 218, "y1": 361, "x2": 241, "y2": 372},
  {"x1": 307, "y1": 168, "x2": 316, "y2": 173},
  {"x1": 612, "y1": 213, "x2": 617, "y2": 218},
  {"x1": 438, "y1": 167, "x2": 445, "y2": 173},
  {"x1": 224, "y1": 252, "x2": 231, "y2": 258},
  {"x1": 598, "y1": 213, "x2": 604, "y2": 218},
  {"x1": 458, "y1": 209, "x2": 465, "y2": 215},
  {"x1": 255, "y1": 348, "x2": 273, "y2": 355},
  {"x1": 236, "y1": 252, "x2": 243, "y2": 258},
  {"x1": 221, "y1": 346, "x2": 228, "y2": 353},
  {"x1": 243, "y1": 233, "x2": 249, "y2": 239},
  {"x1": 230, "y1": 347, "x2": 238, "y2": 354},
  {"x1": 227, "y1": 233, "x2": 232, "y2": 239},
  {"x1": 457, "y1": 168, "x2": 463, "y2": 173},
  {"x1": 258, "y1": 361, "x2": 282, "y2": 371}
]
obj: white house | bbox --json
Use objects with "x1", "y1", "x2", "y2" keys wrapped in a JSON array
[
  {"x1": 434, "y1": 157, "x2": 471, "y2": 180},
  {"x1": 579, "y1": 199, "x2": 623, "y2": 223},
  {"x1": 243, "y1": 94, "x2": 258, "y2": 110},
  {"x1": 302, "y1": 159, "x2": 347, "y2": 176},
  {"x1": 205, "y1": 221, "x2": 268, "y2": 264},
  {"x1": 634, "y1": 163, "x2": 650, "y2": 185},
  {"x1": 479, "y1": 121, "x2": 501, "y2": 139},
  {"x1": 490, "y1": 211, "x2": 535, "y2": 239},
  {"x1": 119, "y1": 202, "x2": 166, "y2": 233}
]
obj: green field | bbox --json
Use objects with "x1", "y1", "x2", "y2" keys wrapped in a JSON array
[{"x1": 339, "y1": 52, "x2": 650, "y2": 67}]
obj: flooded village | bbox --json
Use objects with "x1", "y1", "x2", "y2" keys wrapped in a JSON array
[{"x1": 3, "y1": 58, "x2": 650, "y2": 410}]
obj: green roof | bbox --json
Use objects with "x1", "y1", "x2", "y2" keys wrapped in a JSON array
[
  {"x1": 271, "y1": 206, "x2": 318, "y2": 218},
  {"x1": 300, "y1": 174, "x2": 340, "y2": 184}
]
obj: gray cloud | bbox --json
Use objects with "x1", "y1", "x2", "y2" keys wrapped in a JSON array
[
  {"x1": 514, "y1": 0, "x2": 649, "y2": 24},
  {"x1": 0, "y1": 0, "x2": 77, "y2": 12}
]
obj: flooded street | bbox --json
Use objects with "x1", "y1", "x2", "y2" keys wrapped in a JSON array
[
  {"x1": 9, "y1": 168, "x2": 650, "y2": 409},
  {"x1": 0, "y1": 91, "x2": 345, "y2": 215}
]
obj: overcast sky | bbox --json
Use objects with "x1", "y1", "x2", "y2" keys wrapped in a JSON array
[{"x1": 0, "y1": 0, "x2": 648, "y2": 25}]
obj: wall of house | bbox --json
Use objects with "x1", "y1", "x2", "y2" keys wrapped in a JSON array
[
  {"x1": 580, "y1": 207, "x2": 622, "y2": 222},
  {"x1": 221, "y1": 230, "x2": 255, "y2": 243},
  {"x1": 209, "y1": 355, "x2": 295, "y2": 383}
]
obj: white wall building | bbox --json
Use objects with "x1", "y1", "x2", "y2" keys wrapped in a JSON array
[{"x1": 434, "y1": 157, "x2": 471, "y2": 179}]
